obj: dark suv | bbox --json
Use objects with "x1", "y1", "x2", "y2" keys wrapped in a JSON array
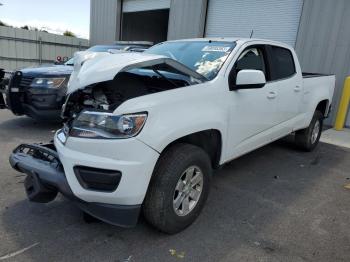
[{"x1": 0, "y1": 42, "x2": 152, "y2": 121}]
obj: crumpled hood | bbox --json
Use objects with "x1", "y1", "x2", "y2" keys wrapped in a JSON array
[
  {"x1": 67, "y1": 51, "x2": 167, "y2": 94},
  {"x1": 67, "y1": 51, "x2": 207, "y2": 94}
]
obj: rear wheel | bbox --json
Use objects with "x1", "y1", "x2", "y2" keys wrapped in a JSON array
[
  {"x1": 295, "y1": 110, "x2": 323, "y2": 151},
  {"x1": 143, "y1": 143, "x2": 212, "y2": 234}
]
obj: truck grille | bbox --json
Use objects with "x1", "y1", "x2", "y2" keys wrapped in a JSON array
[{"x1": 19, "y1": 76, "x2": 34, "y2": 88}]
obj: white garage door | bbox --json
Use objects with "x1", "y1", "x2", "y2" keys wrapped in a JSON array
[
  {"x1": 123, "y1": 0, "x2": 171, "y2": 13},
  {"x1": 205, "y1": 0, "x2": 303, "y2": 47}
]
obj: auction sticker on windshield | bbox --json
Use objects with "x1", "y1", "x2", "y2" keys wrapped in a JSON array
[{"x1": 202, "y1": 46, "x2": 231, "y2": 52}]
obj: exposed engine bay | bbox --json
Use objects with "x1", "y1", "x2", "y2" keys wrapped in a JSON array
[{"x1": 62, "y1": 65, "x2": 201, "y2": 121}]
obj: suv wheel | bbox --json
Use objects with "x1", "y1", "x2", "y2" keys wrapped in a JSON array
[{"x1": 143, "y1": 143, "x2": 212, "y2": 234}]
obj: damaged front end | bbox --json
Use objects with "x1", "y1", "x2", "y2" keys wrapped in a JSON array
[
  {"x1": 9, "y1": 143, "x2": 141, "y2": 227},
  {"x1": 10, "y1": 143, "x2": 69, "y2": 203},
  {"x1": 58, "y1": 52, "x2": 207, "y2": 141},
  {"x1": 61, "y1": 52, "x2": 206, "y2": 121},
  {"x1": 9, "y1": 51, "x2": 206, "y2": 226}
]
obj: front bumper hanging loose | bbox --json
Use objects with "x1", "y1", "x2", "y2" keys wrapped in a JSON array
[{"x1": 9, "y1": 143, "x2": 141, "y2": 227}]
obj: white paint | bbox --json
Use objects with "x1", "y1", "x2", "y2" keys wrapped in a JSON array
[
  {"x1": 68, "y1": 51, "x2": 167, "y2": 94},
  {"x1": 0, "y1": 242, "x2": 39, "y2": 260},
  {"x1": 235, "y1": 69, "x2": 266, "y2": 86}
]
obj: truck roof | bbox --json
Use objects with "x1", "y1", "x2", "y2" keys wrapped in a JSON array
[{"x1": 166, "y1": 37, "x2": 293, "y2": 49}]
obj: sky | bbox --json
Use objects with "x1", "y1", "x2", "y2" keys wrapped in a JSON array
[{"x1": 0, "y1": 0, "x2": 90, "y2": 39}]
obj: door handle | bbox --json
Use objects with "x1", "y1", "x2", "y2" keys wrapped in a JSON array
[
  {"x1": 267, "y1": 91, "x2": 277, "y2": 99},
  {"x1": 294, "y1": 86, "x2": 302, "y2": 92}
]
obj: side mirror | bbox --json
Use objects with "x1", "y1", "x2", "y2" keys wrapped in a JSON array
[{"x1": 232, "y1": 69, "x2": 266, "y2": 90}]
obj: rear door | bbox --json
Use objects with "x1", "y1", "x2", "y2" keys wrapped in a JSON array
[{"x1": 266, "y1": 45, "x2": 302, "y2": 125}]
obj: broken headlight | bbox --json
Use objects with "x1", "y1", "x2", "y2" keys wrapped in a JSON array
[{"x1": 70, "y1": 110, "x2": 147, "y2": 139}]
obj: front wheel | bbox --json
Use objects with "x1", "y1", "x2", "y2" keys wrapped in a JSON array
[
  {"x1": 143, "y1": 143, "x2": 212, "y2": 234},
  {"x1": 295, "y1": 110, "x2": 323, "y2": 151}
]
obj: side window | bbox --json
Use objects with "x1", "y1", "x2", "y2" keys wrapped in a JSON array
[
  {"x1": 229, "y1": 46, "x2": 268, "y2": 87},
  {"x1": 270, "y1": 46, "x2": 296, "y2": 80},
  {"x1": 235, "y1": 47, "x2": 266, "y2": 74}
]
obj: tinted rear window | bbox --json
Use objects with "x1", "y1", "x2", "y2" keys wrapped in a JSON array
[{"x1": 270, "y1": 46, "x2": 296, "y2": 80}]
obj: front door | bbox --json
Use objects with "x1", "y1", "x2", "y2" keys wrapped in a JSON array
[{"x1": 226, "y1": 45, "x2": 280, "y2": 159}]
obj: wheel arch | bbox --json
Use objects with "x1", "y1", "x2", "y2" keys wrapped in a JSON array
[
  {"x1": 159, "y1": 129, "x2": 223, "y2": 169},
  {"x1": 315, "y1": 99, "x2": 330, "y2": 117}
]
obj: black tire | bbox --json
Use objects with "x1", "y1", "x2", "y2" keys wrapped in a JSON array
[
  {"x1": 295, "y1": 110, "x2": 323, "y2": 151},
  {"x1": 143, "y1": 143, "x2": 212, "y2": 234}
]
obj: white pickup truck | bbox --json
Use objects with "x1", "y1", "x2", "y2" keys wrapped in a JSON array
[{"x1": 10, "y1": 38, "x2": 335, "y2": 234}]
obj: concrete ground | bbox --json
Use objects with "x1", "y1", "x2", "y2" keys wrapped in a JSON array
[
  {"x1": 0, "y1": 109, "x2": 350, "y2": 262},
  {"x1": 321, "y1": 128, "x2": 350, "y2": 149}
]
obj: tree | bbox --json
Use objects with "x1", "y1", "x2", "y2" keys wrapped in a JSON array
[
  {"x1": 63, "y1": 30, "x2": 76, "y2": 37},
  {"x1": 0, "y1": 20, "x2": 8, "y2": 26},
  {"x1": 21, "y1": 25, "x2": 29, "y2": 30}
]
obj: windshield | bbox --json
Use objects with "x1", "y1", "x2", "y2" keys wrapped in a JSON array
[
  {"x1": 145, "y1": 41, "x2": 236, "y2": 80},
  {"x1": 64, "y1": 57, "x2": 74, "y2": 66}
]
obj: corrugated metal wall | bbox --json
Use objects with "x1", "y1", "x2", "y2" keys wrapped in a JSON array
[
  {"x1": 205, "y1": 0, "x2": 303, "y2": 47},
  {"x1": 90, "y1": 0, "x2": 121, "y2": 45},
  {"x1": 0, "y1": 26, "x2": 89, "y2": 71},
  {"x1": 167, "y1": 0, "x2": 208, "y2": 40},
  {"x1": 295, "y1": 0, "x2": 350, "y2": 126},
  {"x1": 90, "y1": 0, "x2": 209, "y2": 44}
]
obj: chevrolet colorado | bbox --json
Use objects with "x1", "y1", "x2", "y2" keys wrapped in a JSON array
[{"x1": 9, "y1": 38, "x2": 335, "y2": 234}]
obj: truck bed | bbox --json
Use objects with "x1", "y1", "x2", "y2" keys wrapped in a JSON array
[
  {"x1": 302, "y1": 73, "x2": 335, "y2": 118},
  {"x1": 302, "y1": 72, "x2": 334, "y2": 78}
]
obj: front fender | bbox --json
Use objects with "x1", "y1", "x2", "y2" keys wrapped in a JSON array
[
  {"x1": 115, "y1": 82, "x2": 229, "y2": 162},
  {"x1": 139, "y1": 109, "x2": 227, "y2": 155}
]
